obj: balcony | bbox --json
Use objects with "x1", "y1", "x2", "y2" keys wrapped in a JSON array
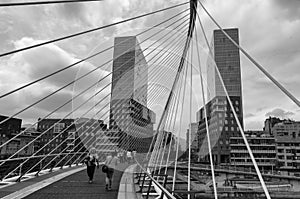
[
  {"x1": 231, "y1": 149, "x2": 276, "y2": 153},
  {"x1": 232, "y1": 161, "x2": 275, "y2": 166}
]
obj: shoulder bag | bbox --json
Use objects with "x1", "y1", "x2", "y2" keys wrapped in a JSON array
[{"x1": 102, "y1": 157, "x2": 113, "y2": 173}]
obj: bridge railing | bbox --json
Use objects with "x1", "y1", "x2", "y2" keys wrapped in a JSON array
[
  {"x1": 0, "y1": 152, "x2": 85, "y2": 182},
  {"x1": 135, "y1": 160, "x2": 176, "y2": 199}
]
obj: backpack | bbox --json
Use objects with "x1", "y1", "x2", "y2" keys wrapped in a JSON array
[{"x1": 102, "y1": 157, "x2": 113, "y2": 173}]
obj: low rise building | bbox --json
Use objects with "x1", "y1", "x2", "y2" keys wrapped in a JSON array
[
  {"x1": 186, "y1": 123, "x2": 199, "y2": 161},
  {"x1": 230, "y1": 131, "x2": 277, "y2": 171},
  {"x1": 272, "y1": 120, "x2": 300, "y2": 170},
  {"x1": 37, "y1": 118, "x2": 91, "y2": 158},
  {"x1": 0, "y1": 115, "x2": 35, "y2": 159},
  {"x1": 263, "y1": 116, "x2": 285, "y2": 135}
]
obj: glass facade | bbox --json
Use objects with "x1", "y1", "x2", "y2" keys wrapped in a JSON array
[
  {"x1": 109, "y1": 36, "x2": 155, "y2": 153},
  {"x1": 111, "y1": 36, "x2": 147, "y2": 106},
  {"x1": 207, "y1": 28, "x2": 242, "y2": 99},
  {"x1": 196, "y1": 29, "x2": 244, "y2": 165}
]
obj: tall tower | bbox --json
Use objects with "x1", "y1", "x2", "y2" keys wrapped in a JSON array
[
  {"x1": 197, "y1": 28, "x2": 243, "y2": 164},
  {"x1": 207, "y1": 28, "x2": 242, "y2": 102},
  {"x1": 109, "y1": 36, "x2": 155, "y2": 153},
  {"x1": 110, "y1": 36, "x2": 147, "y2": 106}
]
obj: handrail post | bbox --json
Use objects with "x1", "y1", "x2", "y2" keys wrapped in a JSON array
[
  {"x1": 36, "y1": 160, "x2": 43, "y2": 176},
  {"x1": 160, "y1": 174, "x2": 168, "y2": 199},
  {"x1": 146, "y1": 171, "x2": 154, "y2": 199},
  {"x1": 16, "y1": 163, "x2": 23, "y2": 182},
  {"x1": 137, "y1": 172, "x2": 146, "y2": 193},
  {"x1": 136, "y1": 172, "x2": 141, "y2": 184}
]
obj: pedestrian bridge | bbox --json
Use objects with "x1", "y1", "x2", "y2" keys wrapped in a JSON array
[
  {"x1": 0, "y1": 163, "x2": 131, "y2": 199},
  {"x1": 0, "y1": 0, "x2": 300, "y2": 199},
  {"x1": 0, "y1": 162, "x2": 184, "y2": 199},
  {"x1": 1, "y1": 161, "x2": 300, "y2": 199}
]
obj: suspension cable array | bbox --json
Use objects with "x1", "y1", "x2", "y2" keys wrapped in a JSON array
[
  {"x1": 0, "y1": 1, "x2": 191, "y2": 183},
  {"x1": 1, "y1": 0, "x2": 299, "y2": 199},
  {"x1": 0, "y1": 0, "x2": 108, "y2": 7}
]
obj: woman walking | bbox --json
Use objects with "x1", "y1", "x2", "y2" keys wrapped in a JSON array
[
  {"x1": 105, "y1": 151, "x2": 118, "y2": 190},
  {"x1": 84, "y1": 151, "x2": 99, "y2": 184}
]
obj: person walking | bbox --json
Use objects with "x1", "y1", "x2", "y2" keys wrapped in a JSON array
[
  {"x1": 132, "y1": 149, "x2": 137, "y2": 161},
  {"x1": 84, "y1": 152, "x2": 99, "y2": 184},
  {"x1": 104, "y1": 151, "x2": 118, "y2": 190},
  {"x1": 119, "y1": 150, "x2": 124, "y2": 163},
  {"x1": 126, "y1": 150, "x2": 132, "y2": 163}
]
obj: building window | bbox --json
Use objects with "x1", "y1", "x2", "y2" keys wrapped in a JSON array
[
  {"x1": 287, "y1": 156, "x2": 293, "y2": 160},
  {"x1": 54, "y1": 123, "x2": 65, "y2": 133},
  {"x1": 225, "y1": 127, "x2": 228, "y2": 131},
  {"x1": 68, "y1": 131, "x2": 75, "y2": 139},
  {"x1": 278, "y1": 149, "x2": 284, "y2": 153}
]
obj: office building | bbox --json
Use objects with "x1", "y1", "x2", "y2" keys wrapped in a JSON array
[
  {"x1": 197, "y1": 28, "x2": 243, "y2": 165},
  {"x1": 207, "y1": 28, "x2": 242, "y2": 102},
  {"x1": 109, "y1": 36, "x2": 156, "y2": 153},
  {"x1": 197, "y1": 96, "x2": 243, "y2": 164},
  {"x1": 110, "y1": 36, "x2": 148, "y2": 107}
]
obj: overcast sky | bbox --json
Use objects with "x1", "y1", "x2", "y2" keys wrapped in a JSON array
[{"x1": 0, "y1": 0, "x2": 299, "y2": 132}]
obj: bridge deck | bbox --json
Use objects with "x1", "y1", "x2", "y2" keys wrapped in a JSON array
[
  {"x1": 0, "y1": 163, "x2": 131, "y2": 199},
  {"x1": 25, "y1": 164, "x2": 129, "y2": 199}
]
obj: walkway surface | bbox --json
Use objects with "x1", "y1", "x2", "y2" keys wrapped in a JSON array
[
  {"x1": 23, "y1": 163, "x2": 129, "y2": 199},
  {"x1": 0, "y1": 165, "x2": 85, "y2": 199},
  {"x1": 0, "y1": 163, "x2": 133, "y2": 199}
]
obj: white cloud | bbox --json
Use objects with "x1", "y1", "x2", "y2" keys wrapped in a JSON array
[
  {"x1": 265, "y1": 108, "x2": 295, "y2": 119},
  {"x1": 0, "y1": 37, "x2": 109, "y2": 124},
  {"x1": 0, "y1": 0, "x2": 300, "y2": 129}
]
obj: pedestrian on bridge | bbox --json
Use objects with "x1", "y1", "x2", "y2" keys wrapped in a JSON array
[
  {"x1": 126, "y1": 150, "x2": 132, "y2": 163},
  {"x1": 84, "y1": 150, "x2": 99, "y2": 184},
  {"x1": 105, "y1": 151, "x2": 119, "y2": 190}
]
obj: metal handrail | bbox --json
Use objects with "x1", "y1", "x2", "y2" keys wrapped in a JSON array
[
  {"x1": 0, "y1": 152, "x2": 86, "y2": 163},
  {"x1": 135, "y1": 160, "x2": 176, "y2": 199}
]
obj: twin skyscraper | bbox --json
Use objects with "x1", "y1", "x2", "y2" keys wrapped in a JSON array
[
  {"x1": 109, "y1": 36, "x2": 155, "y2": 153},
  {"x1": 109, "y1": 28, "x2": 243, "y2": 162}
]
